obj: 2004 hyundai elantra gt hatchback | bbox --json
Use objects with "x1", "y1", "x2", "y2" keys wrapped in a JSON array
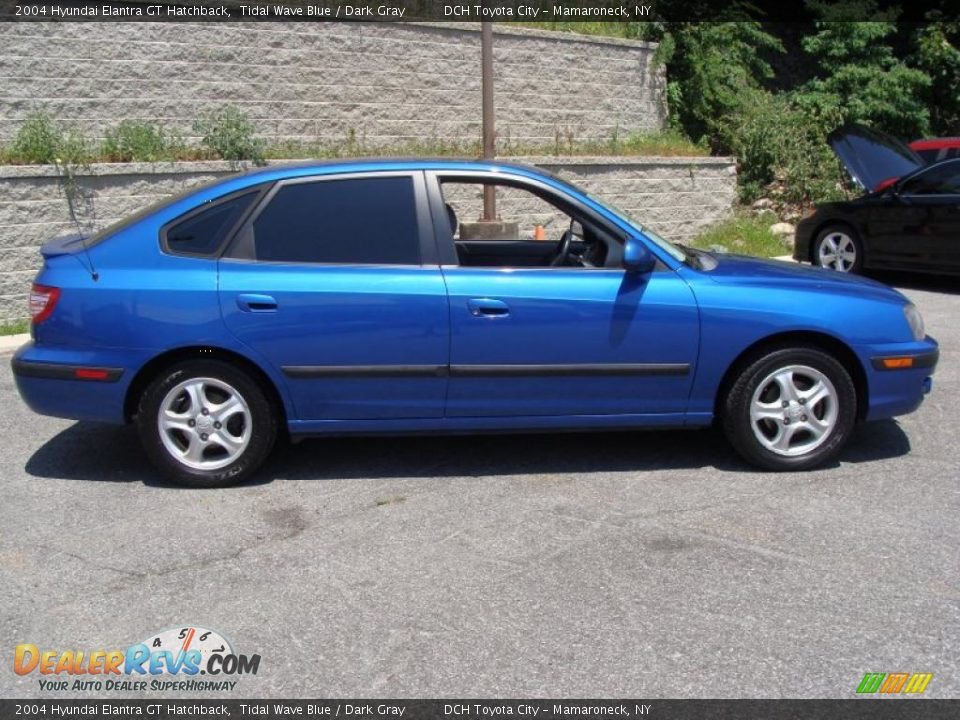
[{"x1": 12, "y1": 160, "x2": 938, "y2": 487}]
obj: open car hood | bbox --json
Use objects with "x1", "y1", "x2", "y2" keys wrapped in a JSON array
[{"x1": 827, "y1": 124, "x2": 924, "y2": 192}]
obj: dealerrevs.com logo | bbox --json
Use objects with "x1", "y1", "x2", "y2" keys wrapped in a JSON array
[{"x1": 14, "y1": 626, "x2": 260, "y2": 692}]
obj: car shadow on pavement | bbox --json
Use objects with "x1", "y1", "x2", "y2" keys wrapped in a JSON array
[{"x1": 24, "y1": 418, "x2": 911, "y2": 485}]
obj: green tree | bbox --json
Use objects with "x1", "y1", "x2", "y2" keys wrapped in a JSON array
[
  {"x1": 649, "y1": 21, "x2": 784, "y2": 149},
  {"x1": 800, "y1": 1, "x2": 931, "y2": 139},
  {"x1": 910, "y1": 19, "x2": 960, "y2": 135}
]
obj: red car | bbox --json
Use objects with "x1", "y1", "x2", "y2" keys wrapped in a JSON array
[{"x1": 909, "y1": 137, "x2": 960, "y2": 164}]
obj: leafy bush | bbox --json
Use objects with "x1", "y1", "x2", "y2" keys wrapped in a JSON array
[
  {"x1": 102, "y1": 120, "x2": 181, "y2": 162},
  {"x1": 193, "y1": 106, "x2": 265, "y2": 164},
  {"x1": 7, "y1": 112, "x2": 91, "y2": 165},
  {"x1": 725, "y1": 91, "x2": 846, "y2": 206}
]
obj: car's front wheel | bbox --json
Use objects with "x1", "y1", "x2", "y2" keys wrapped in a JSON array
[
  {"x1": 137, "y1": 359, "x2": 277, "y2": 487},
  {"x1": 813, "y1": 225, "x2": 863, "y2": 273},
  {"x1": 722, "y1": 346, "x2": 857, "y2": 471}
]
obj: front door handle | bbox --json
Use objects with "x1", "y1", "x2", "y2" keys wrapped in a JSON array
[
  {"x1": 236, "y1": 293, "x2": 278, "y2": 312},
  {"x1": 467, "y1": 298, "x2": 510, "y2": 317}
]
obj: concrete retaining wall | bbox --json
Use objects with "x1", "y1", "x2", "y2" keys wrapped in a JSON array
[
  {"x1": 0, "y1": 157, "x2": 736, "y2": 321},
  {"x1": 0, "y1": 22, "x2": 666, "y2": 146}
]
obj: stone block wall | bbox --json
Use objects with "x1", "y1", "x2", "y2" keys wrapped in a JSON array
[{"x1": 0, "y1": 22, "x2": 666, "y2": 147}]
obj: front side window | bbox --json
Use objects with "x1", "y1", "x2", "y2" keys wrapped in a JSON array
[
  {"x1": 900, "y1": 161, "x2": 960, "y2": 195},
  {"x1": 164, "y1": 190, "x2": 259, "y2": 256},
  {"x1": 252, "y1": 176, "x2": 420, "y2": 265},
  {"x1": 439, "y1": 179, "x2": 612, "y2": 269}
]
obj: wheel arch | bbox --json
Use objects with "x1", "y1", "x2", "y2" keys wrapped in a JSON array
[
  {"x1": 124, "y1": 345, "x2": 289, "y2": 427},
  {"x1": 714, "y1": 330, "x2": 869, "y2": 422}
]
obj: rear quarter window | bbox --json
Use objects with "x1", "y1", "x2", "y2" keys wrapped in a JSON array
[{"x1": 162, "y1": 190, "x2": 261, "y2": 257}]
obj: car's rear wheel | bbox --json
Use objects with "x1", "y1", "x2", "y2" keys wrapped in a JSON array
[
  {"x1": 722, "y1": 346, "x2": 857, "y2": 471},
  {"x1": 137, "y1": 359, "x2": 277, "y2": 487},
  {"x1": 813, "y1": 225, "x2": 863, "y2": 273}
]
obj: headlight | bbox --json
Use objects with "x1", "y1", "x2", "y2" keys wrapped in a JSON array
[{"x1": 903, "y1": 303, "x2": 925, "y2": 341}]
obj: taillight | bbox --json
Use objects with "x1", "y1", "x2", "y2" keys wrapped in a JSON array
[{"x1": 29, "y1": 283, "x2": 60, "y2": 324}]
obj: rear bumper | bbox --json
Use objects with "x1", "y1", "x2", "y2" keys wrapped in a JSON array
[
  {"x1": 11, "y1": 342, "x2": 138, "y2": 424},
  {"x1": 857, "y1": 340, "x2": 939, "y2": 421}
]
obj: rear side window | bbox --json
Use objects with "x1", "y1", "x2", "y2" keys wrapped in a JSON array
[
  {"x1": 165, "y1": 191, "x2": 259, "y2": 256},
  {"x1": 252, "y1": 176, "x2": 420, "y2": 265}
]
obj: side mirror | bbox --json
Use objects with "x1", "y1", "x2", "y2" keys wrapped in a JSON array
[{"x1": 623, "y1": 236, "x2": 656, "y2": 273}]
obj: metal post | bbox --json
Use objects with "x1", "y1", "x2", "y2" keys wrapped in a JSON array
[{"x1": 481, "y1": 18, "x2": 496, "y2": 220}]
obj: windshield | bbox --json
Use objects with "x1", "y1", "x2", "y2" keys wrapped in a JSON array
[
  {"x1": 585, "y1": 191, "x2": 686, "y2": 262},
  {"x1": 545, "y1": 172, "x2": 687, "y2": 262}
]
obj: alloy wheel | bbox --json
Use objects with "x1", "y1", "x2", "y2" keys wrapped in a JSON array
[
  {"x1": 749, "y1": 364, "x2": 839, "y2": 457},
  {"x1": 157, "y1": 377, "x2": 252, "y2": 470},
  {"x1": 818, "y1": 231, "x2": 857, "y2": 272}
]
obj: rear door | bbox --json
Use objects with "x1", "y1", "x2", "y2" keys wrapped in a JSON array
[{"x1": 218, "y1": 171, "x2": 450, "y2": 421}]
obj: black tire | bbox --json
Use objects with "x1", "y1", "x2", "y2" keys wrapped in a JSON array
[
  {"x1": 721, "y1": 346, "x2": 857, "y2": 471},
  {"x1": 812, "y1": 224, "x2": 864, "y2": 274},
  {"x1": 136, "y1": 359, "x2": 277, "y2": 487}
]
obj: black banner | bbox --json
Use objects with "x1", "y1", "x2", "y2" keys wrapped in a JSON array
[
  {"x1": 1, "y1": 0, "x2": 959, "y2": 23},
  {"x1": 2, "y1": 700, "x2": 959, "y2": 720}
]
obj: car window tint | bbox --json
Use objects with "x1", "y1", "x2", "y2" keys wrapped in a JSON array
[
  {"x1": 166, "y1": 191, "x2": 259, "y2": 255},
  {"x1": 253, "y1": 177, "x2": 420, "y2": 265},
  {"x1": 901, "y1": 161, "x2": 960, "y2": 195}
]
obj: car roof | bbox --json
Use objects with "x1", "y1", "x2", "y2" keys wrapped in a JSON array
[
  {"x1": 189, "y1": 158, "x2": 574, "y2": 201},
  {"x1": 236, "y1": 157, "x2": 553, "y2": 180}
]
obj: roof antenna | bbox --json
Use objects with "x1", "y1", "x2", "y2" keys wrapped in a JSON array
[{"x1": 53, "y1": 158, "x2": 99, "y2": 281}]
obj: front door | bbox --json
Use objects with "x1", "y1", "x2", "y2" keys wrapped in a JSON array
[{"x1": 430, "y1": 173, "x2": 700, "y2": 419}]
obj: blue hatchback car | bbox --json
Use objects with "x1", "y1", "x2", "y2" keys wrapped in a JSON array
[{"x1": 12, "y1": 160, "x2": 938, "y2": 486}]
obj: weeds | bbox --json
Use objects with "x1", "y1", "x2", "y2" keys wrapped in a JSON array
[
  {"x1": 102, "y1": 120, "x2": 184, "y2": 163},
  {"x1": 6, "y1": 112, "x2": 92, "y2": 165},
  {"x1": 192, "y1": 106, "x2": 265, "y2": 165}
]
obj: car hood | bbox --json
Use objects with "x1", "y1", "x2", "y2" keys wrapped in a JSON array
[
  {"x1": 702, "y1": 252, "x2": 905, "y2": 302},
  {"x1": 828, "y1": 124, "x2": 924, "y2": 192}
]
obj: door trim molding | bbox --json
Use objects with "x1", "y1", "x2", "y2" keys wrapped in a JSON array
[{"x1": 281, "y1": 363, "x2": 690, "y2": 379}]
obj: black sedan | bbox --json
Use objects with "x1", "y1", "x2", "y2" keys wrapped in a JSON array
[{"x1": 794, "y1": 124, "x2": 960, "y2": 276}]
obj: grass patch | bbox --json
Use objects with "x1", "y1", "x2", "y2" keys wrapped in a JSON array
[
  {"x1": 0, "y1": 115, "x2": 707, "y2": 166},
  {"x1": 690, "y1": 211, "x2": 789, "y2": 258},
  {"x1": 0, "y1": 319, "x2": 29, "y2": 336},
  {"x1": 514, "y1": 22, "x2": 644, "y2": 39}
]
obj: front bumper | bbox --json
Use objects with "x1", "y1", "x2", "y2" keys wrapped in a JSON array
[
  {"x1": 793, "y1": 217, "x2": 816, "y2": 262},
  {"x1": 858, "y1": 340, "x2": 939, "y2": 421},
  {"x1": 11, "y1": 342, "x2": 141, "y2": 424}
]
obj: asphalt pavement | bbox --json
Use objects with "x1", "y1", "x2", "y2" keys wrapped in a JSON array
[{"x1": 1, "y1": 271, "x2": 957, "y2": 699}]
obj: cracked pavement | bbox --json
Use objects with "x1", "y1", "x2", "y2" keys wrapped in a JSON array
[{"x1": 1, "y1": 272, "x2": 957, "y2": 699}]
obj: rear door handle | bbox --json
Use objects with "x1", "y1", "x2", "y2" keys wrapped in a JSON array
[
  {"x1": 236, "y1": 293, "x2": 278, "y2": 312},
  {"x1": 467, "y1": 298, "x2": 510, "y2": 317}
]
